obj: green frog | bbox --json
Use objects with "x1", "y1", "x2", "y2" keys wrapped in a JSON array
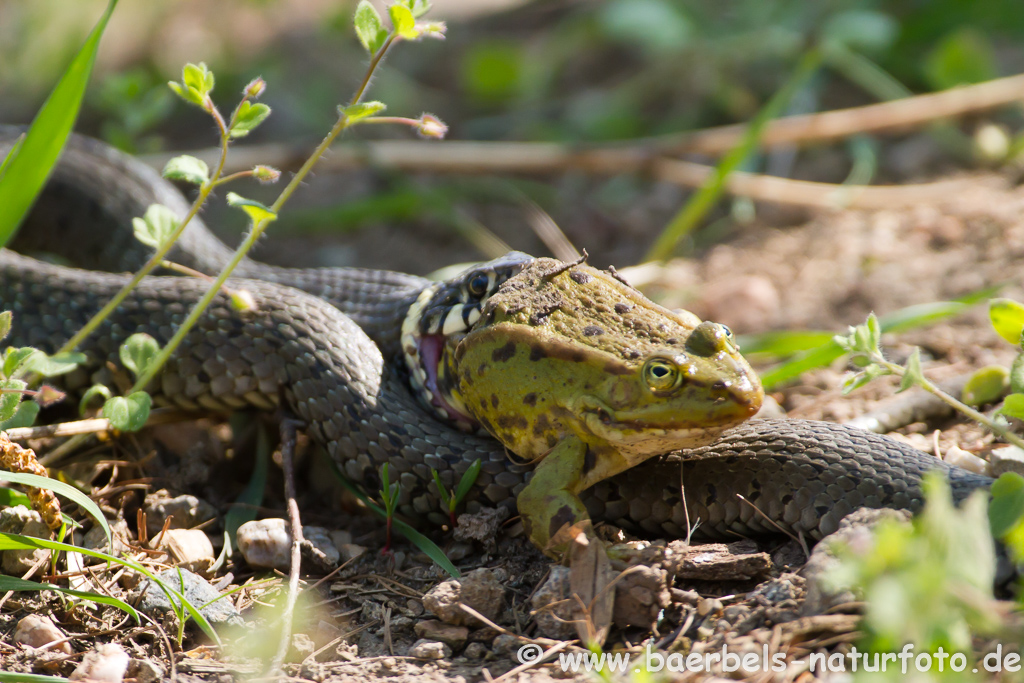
[{"x1": 435, "y1": 257, "x2": 763, "y2": 556}]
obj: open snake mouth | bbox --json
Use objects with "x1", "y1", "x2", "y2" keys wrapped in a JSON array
[{"x1": 417, "y1": 333, "x2": 476, "y2": 427}]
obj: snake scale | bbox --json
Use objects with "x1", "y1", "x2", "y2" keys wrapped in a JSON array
[{"x1": 0, "y1": 127, "x2": 994, "y2": 544}]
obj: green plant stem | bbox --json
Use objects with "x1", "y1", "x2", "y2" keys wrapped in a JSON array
[
  {"x1": 872, "y1": 355, "x2": 1024, "y2": 451},
  {"x1": 56, "y1": 119, "x2": 232, "y2": 356},
  {"x1": 644, "y1": 48, "x2": 822, "y2": 262},
  {"x1": 129, "y1": 35, "x2": 401, "y2": 393}
]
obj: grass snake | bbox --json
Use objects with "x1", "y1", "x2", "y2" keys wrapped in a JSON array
[{"x1": 0, "y1": 127, "x2": 994, "y2": 544}]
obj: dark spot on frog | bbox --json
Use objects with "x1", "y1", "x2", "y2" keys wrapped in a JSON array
[
  {"x1": 582, "y1": 447, "x2": 596, "y2": 475},
  {"x1": 533, "y1": 414, "x2": 551, "y2": 436},
  {"x1": 583, "y1": 325, "x2": 604, "y2": 337},
  {"x1": 549, "y1": 505, "x2": 577, "y2": 541},
  {"x1": 477, "y1": 362, "x2": 488, "y2": 377},
  {"x1": 523, "y1": 393, "x2": 537, "y2": 406},
  {"x1": 614, "y1": 302, "x2": 633, "y2": 315},
  {"x1": 623, "y1": 348, "x2": 641, "y2": 360},
  {"x1": 480, "y1": 416, "x2": 495, "y2": 434},
  {"x1": 479, "y1": 398, "x2": 488, "y2": 410},
  {"x1": 529, "y1": 345, "x2": 546, "y2": 361},
  {"x1": 569, "y1": 269, "x2": 591, "y2": 285},
  {"x1": 497, "y1": 414, "x2": 528, "y2": 430},
  {"x1": 491, "y1": 394, "x2": 500, "y2": 408},
  {"x1": 667, "y1": 337, "x2": 678, "y2": 345},
  {"x1": 492, "y1": 340, "x2": 516, "y2": 362},
  {"x1": 547, "y1": 434, "x2": 557, "y2": 448}
]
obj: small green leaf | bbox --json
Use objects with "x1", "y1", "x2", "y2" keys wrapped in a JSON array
[
  {"x1": 79, "y1": 384, "x2": 113, "y2": 415},
  {"x1": 990, "y1": 298, "x2": 1024, "y2": 347},
  {"x1": 0, "y1": 378, "x2": 26, "y2": 421},
  {"x1": 183, "y1": 62, "x2": 213, "y2": 97},
  {"x1": 389, "y1": 4, "x2": 418, "y2": 39},
  {"x1": 1001, "y1": 393, "x2": 1024, "y2": 421},
  {"x1": 898, "y1": 347, "x2": 923, "y2": 393},
  {"x1": 820, "y1": 10, "x2": 898, "y2": 55},
  {"x1": 119, "y1": 333, "x2": 160, "y2": 380},
  {"x1": 0, "y1": 311, "x2": 11, "y2": 343},
  {"x1": 3, "y1": 347, "x2": 40, "y2": 379},
  {"x1": 25, "y1": 351, "x2": 85, "y2": 378},
  {"x1": 841, "y1": 364, "x2": 887, "y2": 395},
  {"x1": 132, "y1": 203, "x2": 179, "y2": 250},
  {"x1": 0, "y1": 0, "x2": 118, "y2": 248},
  {"x1": 354, "y1": 0, "x2": 388, "y2": 54},
  {"x1": 454, "y1": 458, "x2": 482, "y2": 505},
  {"x1": 962, "y1": 365, "x2": 1009, "y2": 406},
  {"x1": 989, "y1": 472, "x2": 1024, "y2": 537},
  {"x1": 1011, "y1": 353, "x2": 1024, "y2": 395},
  {"x1": 924, "y1": 28, "x2": 997, "y2": 91},
  {"x1": 407, "y1": 0, "x2": 432, "y2": 18},
  {"x1": 102, "y1": 392, "x2": 152, "y2": 432},
  {"x1": 230, "y1": 101, "x2": 271, "y2": 139},
  {"x1": 342, "y1": 101, "x2": 386, "y2": 122},
  {"x1": 226, "y1": 192, "x2": 277, "y2": 223},
  {"x1": 431, "y1": 469, "x2": 452, "y2": 509},
  {"x1": 0, "y1": 401, "x2": 39, "y2": 430},
  {"x1": 163, "y1": 155, "x2": 209, "y2": 185}
]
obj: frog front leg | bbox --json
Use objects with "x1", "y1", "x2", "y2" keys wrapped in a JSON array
[{"x1": 518, "y1": 437, "x2": 593, "y2": 557}]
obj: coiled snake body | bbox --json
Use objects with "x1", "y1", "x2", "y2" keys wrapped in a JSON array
[{"x1": 0, "y1": 128, "x2": 994, "y2": 543}]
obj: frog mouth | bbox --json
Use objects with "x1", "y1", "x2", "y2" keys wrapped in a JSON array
[{"x1": 417, "y1": 333, "x2": 476, "y2": 428}]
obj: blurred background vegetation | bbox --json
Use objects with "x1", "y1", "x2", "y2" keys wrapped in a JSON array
[{"x1": 2, "y1": 0, "x2": 1024, "y2": 272}]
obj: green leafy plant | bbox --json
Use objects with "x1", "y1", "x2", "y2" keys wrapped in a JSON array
[
  {"x1": 826, "y1": 475, "x2": 1003, "y2": 679},
  {"x1": 834, "y1": 312, "x2": 1024, "y2": 451},
  {"x1": 431, "y1": 459, "x2": 482, "y2": 528},
  {"x1": 379, "y1": 462, "x2": 401, "y2": 553}
]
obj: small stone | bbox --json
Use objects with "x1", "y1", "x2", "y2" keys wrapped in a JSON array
[
  {"x1": 696, "y1": 598, "x2": 723, "y2": 616},
  {"x1": 338, "y1": 544, "x2": 367, "y2": 563},
  {"x1": 414, "y1": 619, "x2": 469, "y2": 648},
  {"x1": 989, "y1": 445, "x2": 1024, "y2": 478},
  {"x1": 150, "y1": 529, "x2": 214, "y2": 574},
  {"x1": 82, "y1": 519, "x2": 133, "y2": 561},
  {"x1": 944, "y1": 446, "x2": 988, "y2": 475},
  {"x1": 422, "y1": 568, "x2": 505, "y2": 627},
  {"x1": 70, "y1": 643, "x2": 130, "y2": 683},
  {"x1": 237, "y1": 519, "x2": 290, "y2": 569},
  {"x1": 530, "y1": 566, "x2": 575, "y2": 640},
  {"x1": 453, "y1": 507, "x2": 509, "y2": 544},
  {"x1": 0, "y1": 507, "x2": 50, "y2": 576},
  {"x1": 491, "y1": 634, "x2": 519, "y2": 657},
  {"x1": 126, "y1": 659, "x2": 164, "y2": 683},
  {"x1": 406, "y1": 599, "x2": 424, "y2": 617},
  {"x1": 613, "y1": 564, "x2": 669, "y2": 630},
  {"x1": 465, "y1": 642, "x2": 487, "y2": 659},
  {"x1": 288, "y1": 633, "x2": 315, "y2": 663},
  {"x1": 14, "y1": 614, "x2": 71, "y2": 654},
  {"x1": 135, "y1": 568, "x2": 242, "y2": 626},
  {"x1": 329, "y1": 529, "x2": 353, "y2": 547},
  {"x1": 144, "y1": 491, "x2": 216, "y2": 538},
  {"x1": 304, "y1": 526, "x2": 341, "y2": 566},
  {"x1": 408, "y1": 639, "x2": 450, "y2": 660}
]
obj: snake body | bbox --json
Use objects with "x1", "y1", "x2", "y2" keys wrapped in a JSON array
[{"x1": 0, "y1": 128, "x2": 995, "y2": 542}]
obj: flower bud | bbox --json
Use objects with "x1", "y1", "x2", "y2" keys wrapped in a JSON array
[
  {"x1": 417, "y1": 114, "x2": 448, "y2": 140},
  {"x1": 244, "y1": 77, "x2": 267, "y2": 99},
  {"x1": 252, "y1": 165, "x2": 281, "y2": 184}
]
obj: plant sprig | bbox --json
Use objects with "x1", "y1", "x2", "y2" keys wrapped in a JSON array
[
  {"x1": 834, "y1": 310, "x2": 1024, "y2": 451},
  {"x1": 431, "y1": 459, "x2": 482, "y2": 528}
]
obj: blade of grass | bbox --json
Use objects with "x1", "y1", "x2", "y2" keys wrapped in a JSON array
[
  {"x1": 0, "y1": 532, "x2": 218, "y2": 642},
  {"x1": 757, "y1": 295, "x2": 992, "y2": 390},
  {"x1": 326, "y1": 460, "x2": 460, "y2": 578},
  {"x1": 644, "y1": 49, "x2": 822, "y2": 262},
  {"x1": 0, "y1": 673, "x2": 71, "y2": 683},
  {"x1": 0, "y1": 471, "x2": 110, "y2": 547},
  {"x1": 0, "y1": 0, "x2": 118, "y2": 245},
  {"x1": 0, "y1": 575, "x2": 139, "y2": 621}
]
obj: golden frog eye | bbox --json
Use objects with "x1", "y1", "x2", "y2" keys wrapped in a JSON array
[{"x1": 642, "y1": 358, "x2": 682, "y2": 394}]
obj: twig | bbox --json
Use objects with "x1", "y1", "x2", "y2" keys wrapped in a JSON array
[
  {"x1": 268, "y1": 418, "x2": 304, "y2": 678},
  {"x1": 142, "y1": 73, "x2": 1024, "y2": 176},
  {"x1": 5, "y1": 408, "x2": 196, "y2": 442}
]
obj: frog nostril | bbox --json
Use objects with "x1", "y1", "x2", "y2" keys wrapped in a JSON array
[{"x1": 598, "y1": 409, "x2": 611, "y2": 424}]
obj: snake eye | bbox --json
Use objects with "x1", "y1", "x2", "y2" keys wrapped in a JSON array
[
  {"x1": 642, "y1": 358, "x2": 682, "y2": 394},
  {"x1": 467, "y1": 273, "x2": 489, "y2": 298}
]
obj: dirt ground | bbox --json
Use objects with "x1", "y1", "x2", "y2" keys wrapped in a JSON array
[{"x1": 2, "y1": 158, "x2": 1024, "y2": 682}]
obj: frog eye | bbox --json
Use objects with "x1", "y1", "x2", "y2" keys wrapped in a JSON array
[
  {"x1": 642, "y1": 358, "x2": 682, "y2": 394},
  {"x1": 720, "y1": 324, "x2": 733, "y2": 338},
  {"x1": 467, "y1": 272, "x2": 490, "y2": 298}
]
